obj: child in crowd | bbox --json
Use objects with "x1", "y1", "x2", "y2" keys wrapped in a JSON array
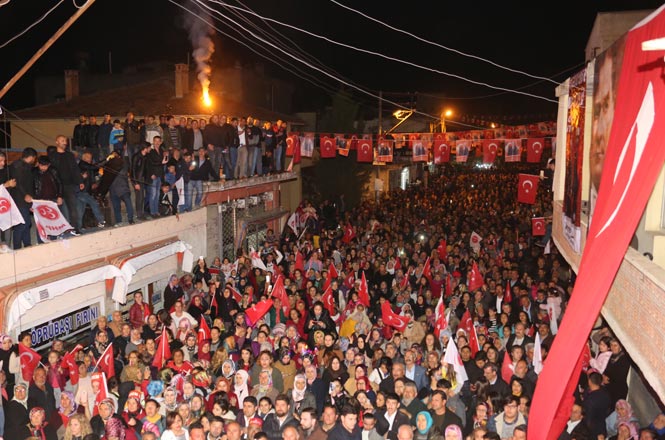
[{"x1": 109, "y1": 119, "x2": 125, "y2": 152}]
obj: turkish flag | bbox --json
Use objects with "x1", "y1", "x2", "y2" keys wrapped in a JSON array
[
  {"x1": 357, "y1": 139, "x2": 373, "y2": 163},
  {"x1": 348, "y1": 135, "x2": 359, "y2": 150},
  {"x1": 197, "y1": 317, "x2": 211, "y2": 344},
  {"x1": 434, "y1": 310, "x2": 448, "y2": 338},
  {"x1": 532, "y1": 217, "x2": 546, "y2": 236},
  {"x1": 96, "y1": 343, "x2": 116, "y2": 379},
  {"x1": 530, "y1": 11, "x2": 665, "y2": 439},
  {"x1": 295, "y1": 251, "x2": 305, "y2": 273},
  {"x1": 320, "y1": 136, "x2": 336, "y2": 158},
  {"x1": 437, "y1": 239, "x2": 447, "y2": 260},
  {"x1": 61, "y1": 344, "x2": 83, "y2": 385},
  {"x1": 433, "y1": 140, "x2": 450, "y2": 164},
  {"x1": 482, "y1": 140, "x2": 499, "y2": 164},
  {"x1": 91, "y1": 372, "x2": 109, "y2": 415},
  {"x1": 228, "y1": 285, "x2": 243, "y2": 303},
  {"x1": 505, "y1": 280, "x2": 513, "y2": 304},
  {"x1": 381, "y1": 301, "x2": 409, "y2": 332},
  {"x1": 358, "y1": 271, "x2": 370, "y2": 307},
  {"x1": 460, "y1": 309, "x2": 474, "y2": 335},
  {"x1": 322, "y1": 262, "x2": 337, "y2": 291},
  {"x1": 526, "y1": 138, "x2": 545, "y2": 163},
  {"x1": 341, "y1": 224, "x2": 356, "y2": 243},
  {"x1": 467, "y1": 261, "x2": 483, "y2": 292},
  {"x1": 271, "y1": 275, "x2": 290, "y2": 315},
  {"x1": 517, "y1": 174, "x2": 539, "y2": 204},
  {"x1": 152, "y1": 327, "x2": 172, "y2": 368},
  {"x1": 343, "y1": 272, "x2": 355, "y2": 289},
  {"x1": 400, "y1": 268, "x2": 411, "y2": 290},
  {"x1": 286, "y1": 134, "x2": 298, "y2": 156},
  {"x1": 501, "y1": 351, "x2": 514, "y2": 384},
  {"x1": 422, "y1": 256, "x2": 432, "y2": 283},
  {"x1": 246, "y1": 299, "x2": 274, "y2": 325},
  {"x1": 468, "y1": 324, "x2": 480, "y2": 356},
  {"x1": 321, "y1": 284, "x2": 335, "y2": 316},
  {"x1": 18, "y1": 344, "x2": 41, "y2": 382}
]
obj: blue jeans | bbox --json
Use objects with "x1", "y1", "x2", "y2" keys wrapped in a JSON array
[
  {"x1": 12, "y1": 206, "x2": 32, "y2": 249},
  {"x1": 229, "y1": 147, "x2": 238, "y2": 178},
  {"x1": 248, "y1": 145, "x2": 261, "y2": 176},
  {"x1": 147, "y1": 176, "x2": 161, "y2": 215},
  {"x1": 76, "y1": 191, "x2": 104, "y2": 228},
  {"x1": 110, "y1": 192, "x2": 134, "y2": 223},
  {"x1": 274, "y1": 145, "x2": 283, "y2": 171},
  {"x1": 188, "y1": 180, "x2": 203, "y2": 210}
]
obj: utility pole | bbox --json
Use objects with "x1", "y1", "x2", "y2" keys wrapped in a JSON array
[{"x1": 0, "y1": 0, "x2": 96, "y2": 100}]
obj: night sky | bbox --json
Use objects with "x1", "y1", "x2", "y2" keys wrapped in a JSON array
[{"x1": 1, "y1": 0, "x2": 664, "y2": 124}]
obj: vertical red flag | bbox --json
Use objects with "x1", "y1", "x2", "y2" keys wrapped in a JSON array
[
  {"x1": 246, "y1": 299, "x2": 274, "y2": 325},
  {"x1": 460, "y1": 309, "x2": 473, "y2": 336},
  {"x1": 532, "y1": 217, "x2": 546, "y2": 236},
  {"x1": 421, "y1": 257, "x2": 432, "y2": 283},
  {"x1": 526, "y1": 138, "x2": 545, "y2": 163},
  {"x1": 529, "y1": 11, "x2": 665, "y2": 439},
  {"x1": 152, "y1": 327, "x2": 172, "y2": 369},
  {"x1": 320, "y1": 136, "x2": 337, "y2": 158},
  {"x1": 467, "y1": 261, "x2": 484, "y2": 292},
  {"x1": 91, "y1": 371, "x2": 109, "y2": 415},
  {"x1": 482, "y1": 140, "x2": 499, "y2": 164},
  {"x1": 434, "y1": 311, "x2": 448, "y2": 338},
  {"x1": 286, "y1": 134, "x2": 298, "y2": 156},
  {"x1": 197, "y1": 317, "x2": 211, "y2": 344},
  {"x1": 445, "y1": 274, "x2": 453, "y2": 298},
  {"x1": 468, "y1": 324, "x2": 480, "y2": 356},
  {"x1": 358, "y1": 271, "x2": 370, "y2": 307},
  {"x1": 517, "y1": 174, "x2": 539, "y2": 204},
  {"x1": 61, "y1": 344, "x2": 83, "y2": 385},
  {"x1": 357, "y1": 138, "x2": 373, "y2": 163},
  {"x1": 381, "y1": 301, "x2": 409, "y2": 332},
  {"x1": 505, "y1": 280, "x2": 513, "y2": 305},
  {"x1": 322, "y1": 263, "x2": 338, "y2": 291},
  {"x1": 295, "y1": 251, "x2": 305, "y2": 273},
  {"x1": 344, "y1": 272, "x2": 356, "y2": 289},
  {"x1": 501, "y1": 350, "x2": 514, "y2": 383},
  {"x1": 271, "y1": 275, "x2": 290, "y2": 315},
  {"x1": 96, "y1": 343, "x2": 116, "y2": 379},
  {"x1": 341, "y1": 224, "x2": 356, "y2": 243},
  {"x1": 19, "y1": 344, "x2": 41, "y2": 382},
  {"x1": 433, "y1": 140, "x2": 450, "y2": 164},
  {"x1": 321, "y1": 284, "x2": 336, "y2": 316}
]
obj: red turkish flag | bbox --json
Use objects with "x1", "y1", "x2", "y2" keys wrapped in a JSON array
[
  {"x1": 530, "y1": 11, "x2": 665, "y2": 439},
  {"x1": 505, "y1": 280, "x2": 513, "y2": 304},
  {"x1": 91, "y1": 371, "x2": 109, "y2": 415},
  {"x1": 482, "y1": 140, "x2": 499, "y2": 164},
  {"x1": 197, "y1": 316, "x2": 211, "y2": 344},
  {"x1": 286, "y1": 134, "x2": 299, "y2": 156},
  {"x1": 246, "y1": 299, "x2": 274, "y2": 325},
  {"x1": 517, "y1": 174, "x2": 539, "y2": 204},
  {"x1": 321, "y1": 284, "x2": 336, "y2": 316},
  {"x1": 357, "y1": 139, "x2": 373, "y2": 163},
  {"x1": 271, "y1": 275, "x2": 290, "y2": 315},
  {"x1": 152, "y1": 327, "x2": 172, "y2": 368},
  {"x1": 322, "y1": 262, "x2": 338, "y2": 291},
  {"x1": 526, "y1": 138, "x2": 545, "y2": 163},
  {"x1": 422, "y1": 256, "x2": 432, "y2": 283},
  {"x1": 295, "y1": 251, "x2": 305, "y2": 273},
  {"x1": 381, "y1": 301, "x2": 409, "y2": 332},
  {"x1": 348, "y1": 135, "x2": 359, "y2": 150},
  {"x1": 434, "y1": 310, "x2": 448, "y2": 338},
  {"x1": 342, "y1": 224, "x2": 356, "y2": 243},
  {"x1": 467, "y1": 261, "x2": 484, "y2": 292},
  {"x1": 532, "y1": 217, "x2": 546, "y2": 236},
  {"x1": 468, "y1": 324, "x2": 480, "y2": 356},
  {"x1": 320, "y1": 136, "x2": 336, "y2": 158},
  {"x1": 433, "y1": 140, "x2": 450, "y2": 164},
  {"x1": 437, "y1": 239, "x2": 447, "y2": 261},
  {"x1": 61, "y1": 344, "x2": 83, "y2": 385},
  {"x1": 460, "y1": 309, "x2": 473, "y2": 335},
  {"x1": 18, "y1": 344, "x2": 41, "y2": 382},
  {"x1": 501, "y1": 350, "x2": 514, "y2": 383},
  {"x1": 96, "y1": 343, "x2": 116, "y2": 379},
  {"x1": 343, "y1": 272, "x2": 355, "y2": 289},
  {"x1": 228, "y1": 285, "x2": 242, "y2": 303},
  {"x1": 358, "y1": 271, "x2": 370, "y2": 307}
]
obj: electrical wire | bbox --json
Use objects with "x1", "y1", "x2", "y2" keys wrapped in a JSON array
[
  {"x1": 328, "y1": 0, "x2": 559, "y2": 85},
  {"x1": 0, "y1": 0, "x2": 66, "y2": 49},
  {"x1": 201, "y1": 0, "x2": 558, "y2": 104}
]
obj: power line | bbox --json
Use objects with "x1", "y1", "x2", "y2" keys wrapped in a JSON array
[
  {"x1": 0, "y1": 0, "x2": 66, "y2": 49},
  {"x1": 202, "y1": 0, "x2": 558, "y2": 104},
  {"x1": 328, "y1": 0, "x2": 559, "y2": 85}
]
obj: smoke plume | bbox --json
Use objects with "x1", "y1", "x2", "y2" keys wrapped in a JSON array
[{"x1": 183, "y1": 1, "x2": 215, "y2": 104}]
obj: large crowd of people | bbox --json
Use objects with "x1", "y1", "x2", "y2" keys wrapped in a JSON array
[{"x1": 1, "y1": 159, "x2": 662, "y2": 439}]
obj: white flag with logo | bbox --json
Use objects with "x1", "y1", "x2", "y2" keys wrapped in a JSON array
[
  {"x1": 469, "y1": 231, "x2": 482, "y2": 253},
  {"x1": 287, "y1": 212, "x2": 298, "y2": 233},
  {"x1": 0, "y1": 184, "x2": 25, "y2": 231},
  {"x1": 443, "y1": 336, "x2": 468, "y2": 392},
  {"x1": 32, "y1": 199, "x2": 73, "y2": 242},
  {"x1": 175, "y1": 177, "x2": 185, "y2": 206}
]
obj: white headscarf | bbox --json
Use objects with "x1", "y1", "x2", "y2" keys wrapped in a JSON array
[{"x1": 234, "y1": 370, "x2": 249, "y2": 406}]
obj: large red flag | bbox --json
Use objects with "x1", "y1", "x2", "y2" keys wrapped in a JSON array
[
  {"x1": 271, "y1": 275, "x2": 290, "y2": 315},
  {"x1": 61, "y1": 344, "x2": 83, "y2": 385},
  {"x1": 434, "y1": 311, "x2": 448, "y2": 338},
  {"x1": 286, "y1": 134, "x2": 298, "y2": 157},
  {"x1": 381, "y1": 301, "x2": 409, "y2": 332},
  {"x1": 460, "y1": 309, "x2": 474, "y2": 335},
  {"x1": 357, "y1": 138, "x2": 373, "y2": 163},
  {"x1": 153, "y1": 327, "x2": 172, "y2": 369},
  {"x1": 19, "y1": 344, "x2": 41, "y2": 382},
  {"x1": 517, "y1": 174, "x2": 539, "y2": 204},
  {"x1": 532, "y1": 217, "x2": 546, "y2": 236},
  {"x1": 96, "y1": 343, "x2": 116, "y2": 379},
  {"x1": 246, "y1": 299, "x2": 274, "y2": 325},
  {"x1": 529, "y1": 11, "x2": 665, "y2": 439},
  {"x1": 322, "y1": 263, "x2": 338, "y2": 291},
  {"x1": 526, "y1": 138, "x2": 545, "y2": 163},
  {"x1": 482, "y1": 140, "x2": 499, "y2": 164},
  {"x1": 197, "y1": 317, "x2": 211, "y2": 344},
  {"x1": 321, "y1": 284, "x2": 336, "y2": 316},
  {"x1": 467, "y1": 261, "x2": 484, "y2": 292},
  {"x1": 358, "y1": 271, "x2": 370, "y2": 307},
  {"x1": 433, "y1": 140, "x2": 450, "y2": 164},
  {"x1": 320, "y1": 136, "x2": 337, "y2": 158}
]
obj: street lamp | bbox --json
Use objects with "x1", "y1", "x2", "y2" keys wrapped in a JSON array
[
  {"x1": 387, "y1": 109, "x2": 414, "y2": 133},
  {"x1": 441, "y1": 109, "x2": 453, "y2": 133}
]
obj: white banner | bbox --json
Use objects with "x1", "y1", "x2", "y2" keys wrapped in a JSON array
[
  {"x1": 175, "y1": 177, "x2": 185, "y2": 206},
  {"x1": 0, "y1": 184, "x2": 25, "y2": 231},
  {"x1": 32, "y1": 199, "x2": 73, "y2": 241}
]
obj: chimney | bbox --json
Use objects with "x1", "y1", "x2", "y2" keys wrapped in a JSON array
[
  {"x1": 175, "y1": 63, "x2": 189, "y2": 98},
  {"x1": 64, "y1": 70, "x2": 79, "y2": 101}
]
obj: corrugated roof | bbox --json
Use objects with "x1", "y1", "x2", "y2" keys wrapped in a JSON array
[{"x1": 12, "y1": 76, "x2": 303, "y2": 124}]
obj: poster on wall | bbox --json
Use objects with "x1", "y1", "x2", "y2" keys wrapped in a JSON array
[
  {"x1": 589, "y1": 36, "x2": 626, "y2": 227},
  {"x1": 562, "y1": 69, "x2": 587, "y2": 253}
]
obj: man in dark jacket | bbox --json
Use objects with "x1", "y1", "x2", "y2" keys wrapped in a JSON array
[
  {"x1": 98, "y1": 114, "x2": 113, "y2": 155},
  {"x1": 188, "y1": 148, "x2": 219, "y2": 211},
  {"x1": 203, "y1": 114, "x2": 225, "y2": 176},
  {"x1": 72, "y1": 114, "x2": 87, "y2": 151},
  {"x1": 263, "y1": 394, "x2": 299, "y2": 440},
  {"x1": 27, "y1": 367, "x2": 57, "y2": 424},
  {"x1": 123, "y1": 112, "x2": 142, "y2": 167},
  {"x1": 327, "y1": 405, "x2": 361, "y2": 440},
  {"x1": 376, "y1": 393, "x2": 410, "y2": 440},
  {"x1": 76, "y1": 150, "x2": 105, "y2": 229},
  {"x1": 8, "y1": 147, "x2": 37, "y2": 249},
  {"x1": 49, "y1": 135, "x2": 83, "y2": 231},
  {"x1": 145, "y1": 136, "x2": 168, "y2": 217},
  {"x1": 131, "y1": 142, "x2": 151, "y2": 221},
  {"x1": 86, "y1": 115, "x2": 101, "y2": 161}
]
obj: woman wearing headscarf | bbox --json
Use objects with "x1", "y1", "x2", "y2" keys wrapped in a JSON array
[
  {"x1": 0, "y1": 335, "x2": 15, "y2": 398},
  {"x1": 289, "y1": 374, "x2": 316, "y2": 419},
  {"x1": 251, "y1": 370, "x2": 279, "y2": 403},
  {"x1": 274, "y1": 348, "x2": 297, "y2": 391},
  {"x1": 121, "y1": 391, "x2": 146, "y2": 439},
  {"x1": 57, "y1": 390, "x2": 87, "y2": 427},
  {"x1": 5, "y1": 383, "x2": 29, "y2": 439},
  {"x1": 221, "y1": 359, "x2": 237, "y2": 380},
  {"x1": 414, "y1": 411, "x2": 439, "y2": 440},
  {"x1": 234, "y1": 370, "x2": 250, "y2": 408},
  {"x1": 443, "y1": 424, "x2": 464, "y2": 440},
  {"x1": 610, "y1": 421, "x2": 639, "y2": 440},
  {"x1": 606, "y1": 399, "x2": 640, "y2": 438},
  {"x1": 19, "y1": 406, "x2": 58, "y2": 440},
  {"x1": 604, "y1": 339, "x2": 631, "y2": 406}
]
